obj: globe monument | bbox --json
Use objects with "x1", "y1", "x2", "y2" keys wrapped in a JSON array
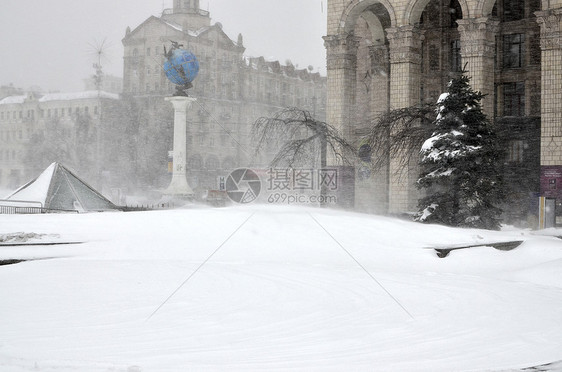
[
  {"x1": 163, "y1": 41, "x2": 200, "y2": 97},
  {"x1": 163, "y1": 41, "x2": 199, "y2": 197}
]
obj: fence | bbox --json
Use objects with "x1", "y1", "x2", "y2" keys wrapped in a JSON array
[
  {"x1": 0, "y1": 205, "x2": 44, "y2": 214},
  {"x1": 0, "y1": 199, "x2": 44, "y2": 214},
  {"x1": 121, "y1": 202, "x2": 173, "y2": 212},
  {"x1": 0, "y1": 200, "x2": 172, "y2": 214}
]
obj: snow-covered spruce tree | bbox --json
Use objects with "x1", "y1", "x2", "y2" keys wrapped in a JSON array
[{"x1": 415, "y1": 71, "x2": 505, "y2": 230}]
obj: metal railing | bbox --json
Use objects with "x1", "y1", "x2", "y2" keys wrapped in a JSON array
[
  {"x1": 0, "y1": 199, "x2": 79, "y2": 214},
  {"x1": 0, "y1": 205, "x2": 44, "y2": 214},
  {"x1": 0, "y1": 199, "x2": 172, "y2": 214},
  {"x1": 0, "y1": 199, "x2": 43, "y2": 214},
  {"x1": 121, "y1": 202, "x2": 173, "y2": 212}
]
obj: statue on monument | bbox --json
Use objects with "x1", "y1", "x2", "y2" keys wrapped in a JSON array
[{"x1": 163, "y1": 40, "x2": 200, "y2": 96}]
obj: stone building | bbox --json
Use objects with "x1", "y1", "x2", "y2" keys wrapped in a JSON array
[
  {"x1": 325, "y1": 0, "x2": 559, "y2": 220},
  {"x1": 121, "y1": 0, "x2": 327, "y2": 194},
  {"x1": 0, "y1": 91, "x2": 120, "y2": 191},
  {"x1": 83, "y1": 75, "x2": 123, "y2": 95}
]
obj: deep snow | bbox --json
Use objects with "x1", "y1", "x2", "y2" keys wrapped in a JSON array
[{"x1": 1, "y1": 205, "x2": 562, "y2": 371}]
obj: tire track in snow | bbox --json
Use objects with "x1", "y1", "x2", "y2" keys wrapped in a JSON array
[
  {"x1": 308, "y1": 212, "x2": 415, "y2": 320},
  {"x1": 146, "y1": 212, "x2": 256, "y2": 320}
]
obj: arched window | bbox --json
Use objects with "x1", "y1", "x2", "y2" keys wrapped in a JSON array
[{"x1": 450, "y1": 0, "x2": 462, "y2": 27}]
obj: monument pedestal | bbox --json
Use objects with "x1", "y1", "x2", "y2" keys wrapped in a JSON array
[{"x1": 164, "y1": 96, "x2": 196, "y2": 197}]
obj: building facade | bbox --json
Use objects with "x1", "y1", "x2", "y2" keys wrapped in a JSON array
[
  {"x1": 0, "y1": 91, "x2": 120, "y2": 191},
  {"x1": 326, "y1": 0, "x2": 559, "y2": 220},
  {"x1": 83, "y1": 75, "x2": 123, "y2": 94},
  {"x1": 122, "y1": 0, "x2": 327, "y2": 194}
]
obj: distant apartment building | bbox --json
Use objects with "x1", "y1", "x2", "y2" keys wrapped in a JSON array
[
  {"x1": 83, "y1": 75, "x2": 123, "y2": 94},
  {"x1": 0, "y1": 91, "x2": 120, "y2": 190}
]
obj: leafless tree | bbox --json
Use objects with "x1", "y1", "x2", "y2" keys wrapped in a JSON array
[
  {"x1": 364, "y1": 104, "x2": 435, "y2": 174},
  {"x1": 252, "y1": 107, "x2": 357, "y2": 169}
]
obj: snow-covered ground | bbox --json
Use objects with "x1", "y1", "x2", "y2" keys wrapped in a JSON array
[{"x1": 1, "y1": 205, "x2": 562, "y2": 371}]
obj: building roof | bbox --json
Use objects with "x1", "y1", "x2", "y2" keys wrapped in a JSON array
[
  {"x1": 38, "y1": 91, "x2": 119, "y2": 102},
  {"x1": 159, "y1": 19, "x2": 213, "y2": 38},
  {"x1": 244, "y1": 57, "x2": 326, "y2": 82},
  {"x1": 0, "y1": 95, "x2": 26, "y2": 105},
  {"x1": 0, "y1": 91, "x2": 119, "y2": 105},
  {"x1": 123, "y1": 15, "x2": 240, "y2": 51}
]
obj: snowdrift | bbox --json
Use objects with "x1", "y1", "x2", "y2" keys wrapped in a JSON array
[{"x1": 1, "y1": 206, "x2": 561, "y2": 371}]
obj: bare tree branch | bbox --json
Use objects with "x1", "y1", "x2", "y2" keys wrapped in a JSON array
[
  {"x1": 252, "y1": 107, "x2": 358, "y2": 168},
  {"x1": 365, "y1": 104, "x2": 435, "y2": 175}
]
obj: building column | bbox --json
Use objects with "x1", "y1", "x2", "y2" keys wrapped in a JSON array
[
  {"x1": 324, "y1": 33, "x2": 361, "y2": 142},
  {"x1": 386, "y1": 25, "x2": 422, "y2": 213},
  {"x1": 536, "y1": 9, "x2": 562, "y2": 167},
  {"x1": 457, "y1": 17, "x2": 499, "y2": 116}
]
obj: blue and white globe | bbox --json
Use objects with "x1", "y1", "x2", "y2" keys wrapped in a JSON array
[{"x1": 163, "y1": 49, "x2": 199, "y2": 86}]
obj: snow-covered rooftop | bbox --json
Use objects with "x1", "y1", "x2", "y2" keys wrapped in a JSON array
[
  {"x1": 0, "y1": 91, "x2": 119, "y2": 106},
  {"x1": 161, "y1": 19, "x2": 183, "y2": 32},
  {"x1": 38, "y1": 91, "x2": 119, "y2": 102},
  {"x1": 0, "y1": 95, "x2": 26, "y2": 105},
  {"x1": 187, "y1": 26, "x2": 211, "y2": 37},
  {"x1": 159, "y1": 18, "x2": 213, "y2": 38}
]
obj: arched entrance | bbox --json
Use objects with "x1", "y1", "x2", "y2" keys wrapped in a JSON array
[
  {"x1": 327, "y1": 0, "x2": 394, "y2": 137},
  {"x1": 405, "y1": 0, "x2": 468, "y2": 25},
  {"x1": 325, "y1": 1, "x2": 395, "y2": 213}
]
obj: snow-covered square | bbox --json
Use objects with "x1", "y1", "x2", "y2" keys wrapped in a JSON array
[{"x1": 1, "y1": 205, "x2": 562, "y2": 371}]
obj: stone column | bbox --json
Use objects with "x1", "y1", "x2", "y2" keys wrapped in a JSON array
[
  {"x1": 386, "y1": 25, "x2": 422, "y2": 213},
  {"x1": 164, "y1": 96, "x2": 196, "y2": 197},
  {"x1": 324, "y1": 33, "x2": 361, "y2": 142},
  {"x1": 457, "y1": 17, "x2": 499, "y2": 116},
  {"x1": 536, "y1": 9, "x2": 562, "y2": 166}
]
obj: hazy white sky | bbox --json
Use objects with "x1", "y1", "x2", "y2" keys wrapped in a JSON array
[{"x1": 0, "y1": 0, "x2": 327, "y2": 93}]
